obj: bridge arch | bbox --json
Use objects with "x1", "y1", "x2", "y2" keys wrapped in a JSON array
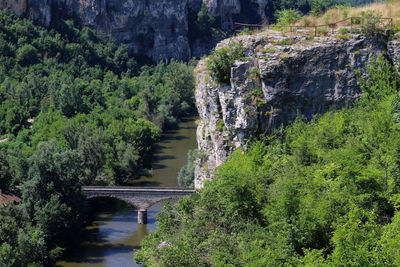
[
  {"x1": 82, "y1": 186, "x2": 195, "y2": 224},
  {"x1": 85, "y1": 195, "x2": 140, "y2": 211}
]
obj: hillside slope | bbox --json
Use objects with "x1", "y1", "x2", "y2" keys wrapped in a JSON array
[
  {"x1": 136, "y1": 46, "x2": 400, "y2": 267},
  {"x1": 194, "y1": 24, "x2": 400, "y2": 187}
]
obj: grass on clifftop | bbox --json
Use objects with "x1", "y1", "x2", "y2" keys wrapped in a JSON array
[{"x1": 295, "y1": 0, "x2": 400, "y2": 28}]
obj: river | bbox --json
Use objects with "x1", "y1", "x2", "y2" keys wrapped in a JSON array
[{"x1": 56, "y1": 117, "x2": 197, "y2": 267}]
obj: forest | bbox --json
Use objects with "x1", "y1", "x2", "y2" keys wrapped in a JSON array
[
  {"x1": 0, "y1": 0, "x2": 392, "y2": 265},
  {"x1": 0, "y1": 9, "x2": 195, "y2": 266},
  {"x1": 136, "y1": 56, "x2": 400, "y2": 265}
]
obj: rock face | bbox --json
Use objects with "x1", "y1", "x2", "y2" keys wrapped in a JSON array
[
  {"x1": 388, "y1": 34, "x2": 400, "y2": 73},
  {"x1": 195, "y1": 30, "x2": 400, "y2": 188},
  {"x1": 0, "y1": 0, "x2": 269, "y2": 62},
  {"x1": 204, "y1": 0, "x2": 269, "y2": 31},
  {"x1": 0, "y1": 0, "x2": 191, "y2": 63}
]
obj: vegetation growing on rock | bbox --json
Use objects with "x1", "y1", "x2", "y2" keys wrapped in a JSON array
[
  {"x1": 136, "y1": 56, "x2": 400, "y2": 266},
  {"x1": 206, "y1": 42, "x2": 244, "y2": 84}
]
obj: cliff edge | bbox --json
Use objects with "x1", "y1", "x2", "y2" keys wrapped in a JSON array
[{"x1": 195, "y1": 30, "x2": 400, "y2": 188}]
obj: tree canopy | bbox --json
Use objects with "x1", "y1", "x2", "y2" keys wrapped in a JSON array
[
  {"x1": 0, "y1": 8, "x2": 196, "y2": 265},
  {"x1": 136, "y1": 56, "x2": 400, "y2": 266}
]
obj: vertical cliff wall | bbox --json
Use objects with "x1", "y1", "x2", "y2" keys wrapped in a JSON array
[
  {"x1": 0, "y1": 0, "x2": 269, "y2": 62},
  {"x1": 194, "y1": 31, "x2": 400, "y2": 188},
  {"x1": 0, "y1": 0, "x2": 191, "y2": 63}
]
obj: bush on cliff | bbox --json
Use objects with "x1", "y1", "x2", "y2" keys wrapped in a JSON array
[
  {"x1": 206, "y1": 42, "x2": 244, "y2": 84},
  {"x1": 136, "y1": 56, "x2": 400, "y2": 266}
]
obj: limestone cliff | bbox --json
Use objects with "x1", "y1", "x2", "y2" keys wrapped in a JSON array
[
  {"x1": 194, "y1": 31, "x2": 400, "y2": 188},
  {"x1": 0, "y1": 0, "x2": 190, "y2": 62},
  {"x1": 0, "y1": 0, "x2": 269, "y2": 62},
  {"x1": 203, "y1": 0, "x2": 268, "y2": 31}
]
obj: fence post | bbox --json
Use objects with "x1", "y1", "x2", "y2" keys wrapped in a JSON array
[
  {"x1": 350, "y1": 17, "x2": 353, "y2": 34},
  {"x1": 315, "y1": 26, "x2": 317, "y2": 36}
]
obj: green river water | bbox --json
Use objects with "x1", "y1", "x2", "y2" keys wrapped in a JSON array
[{"x1": 56, "y1": 117, "x2": 197, "y2": 267}]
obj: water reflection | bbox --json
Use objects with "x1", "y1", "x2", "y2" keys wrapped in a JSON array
[
  {"x1": 132, "y1": 117, "x2": 198, "y2": 187},
  {"x1": 56, "y1": 202, "x2": 164, "y2": 267},
  {"x1": 57, "y1": 117, "x2": 197, "y2": 267}
]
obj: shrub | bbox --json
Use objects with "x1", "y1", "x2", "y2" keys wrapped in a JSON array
[
  {"x1": 323, "y1": 13, "x2": 332, "y2": 25},
  {"x1": 311, "y1": 0, "x2": 325, "y2": 16},
  {"x1": 276, "y1": 9, "x2": 303, "y2": 26},
  {"x1": 275, "y1": 39, "x2": 294, "y2": 46},
  {"x1": 341, "y1": 8, "x2": 349, "y2": 19},
  {"x1": 306, "y1": 35, "x2": 315, "y2": 40},
  {"x1": 216, "y1": 118, "x2": 227, "y2": 132},
  {"x1": 238, "y1": 28, "x2": 252, "y2": 36},
  {"x1": 206, "y1": 42, "x2": 244, "y2": 84},
  {"x1": 302, "y1": 16, "x2": 314, "y2": 27},
  {"x1": 339, "y1": 28, "x2": 350, "y2": 34},
  {"x1": 361, "y1": 11, "x2": 382, "y2": 38},
  {"x1": 317, "y1": 27, "x2": 328, "y2": 36},
  {"x1": 263, "y1": 47, "x2": 276, "y2": 54},
  {"x1": 248, "y1": 68, "x2": 261, "y2": 80}
]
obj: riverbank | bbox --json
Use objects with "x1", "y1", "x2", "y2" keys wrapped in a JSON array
[{"x1": 56, "y1": 117, "x2": 198, "y2": 266}]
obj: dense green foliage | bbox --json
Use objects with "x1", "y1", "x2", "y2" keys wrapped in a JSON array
[
  {"x1": 0, "y1": 9, "x2": 196, "y2": 265},
  {"x1": 0, "y1": 8, "x2": 196, "y2": 184},
  {"x1": 269, "y1": 0, "x2": 382, "y2": 17},
  {"x1": 188, "y1": 3, "x2": 221, "y2": 44},
  {"x1": 360, "y1": 10, "x2": 383, "y2": 38},
  {"x1": 206, "y1": 42, "x2": 244, "y2": 84},
  {"x1": 136, "y1": 56, "x2": 400, "y2": 266},
  {"x1": 178, "y1": 149, "x2": 197, "y2": 188},
  {"x1": 276, "y1": 8, "x2": 304, "y2": 25}
]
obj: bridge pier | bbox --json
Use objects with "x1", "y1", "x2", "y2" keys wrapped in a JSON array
[
  {"x1": 82, "y1": 187, "x2": 195, "y2": 225},
  {"x1": 138, "y1": 209, "x2": 147, "y2": 224}
]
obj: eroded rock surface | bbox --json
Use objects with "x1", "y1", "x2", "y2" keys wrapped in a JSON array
[
  {"x1": 0, "y1": 0, "x2": 270, "y2": 62},
  {"x1": 388, "y1": 34, "x2": 400, "y2": 73},
  {"x1": 195, "y1": 30, "x2": 400, "y2": 188},
  {"x1": 0, "y1": 0, "x2": 191, "y2": 62}
]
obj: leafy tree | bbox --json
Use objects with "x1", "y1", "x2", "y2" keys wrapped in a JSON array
[
  {"x1": 16, "y1": 44, "x2": 39, "y2": 66},
  {"x1": 178, "y1": 149, "x2": 198, "y2": 188},
  {"x1": 276, "y1": 9, "x2": 303, "y2": 25},
  {"x1": 137, "y1": 56, "x2": 400, "y2": 266}
]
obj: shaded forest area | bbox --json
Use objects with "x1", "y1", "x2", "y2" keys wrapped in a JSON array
[{"x1": 0, "y1": 9, "x2": 195, "y2": 266}]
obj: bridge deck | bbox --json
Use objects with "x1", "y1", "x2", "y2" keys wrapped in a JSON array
[
  {"x1": 82, "y1": 186, "x2": 195, "y2": 224},
  {"x1": 82, "y1": 186, "x2": 195, "y2": 192}
]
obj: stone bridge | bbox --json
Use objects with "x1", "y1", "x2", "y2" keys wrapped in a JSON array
[{"x1": 82, "y1": 186, "x2": 195, "y2": 224}]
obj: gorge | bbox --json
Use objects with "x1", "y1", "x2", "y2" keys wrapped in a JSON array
[
  {"x1": 194, "y1": 30, "x2": 400, "y2": 187},
  {"x1": 1, "y1": 0, "x2": 400, "y2": 265},
  {"x1": 0, "y1": 0, "x2": 270, "y2": 62}
]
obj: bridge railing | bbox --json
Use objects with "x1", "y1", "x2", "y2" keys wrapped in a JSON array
[
  {"x1": 234, "y1": 16, "x2": 393, "y2": 36},
  {"x1": 82, "y1": 186, "x2": 195, "y2": 191}
]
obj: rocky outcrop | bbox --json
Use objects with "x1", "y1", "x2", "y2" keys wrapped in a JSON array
[
  {"x1": 0, "y1": 0, "x2": 191, "y2": 62},
  {"x1": 204, "y1": 0, "x2": 269, "y2": 31},
  {"x1": 388, "y1": 33, "x2": 400, "y2": 73},
  {"x1": 195, "y1": 30, "x2": 400, "y2": 188},
  {"x1": 0, "y1": 0, "x2": 269, "y2": 62}
]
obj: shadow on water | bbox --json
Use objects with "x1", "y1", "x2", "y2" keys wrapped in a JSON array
[
  {"x1": 153, "y1": 155, "x2": 176, "y2": 161},
  {"x1": 131, "y1": 117, "x2": 198, "y2": 187},
  {"x1": 55, "y1": 244, "x2": 139, "y2": 265}
]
